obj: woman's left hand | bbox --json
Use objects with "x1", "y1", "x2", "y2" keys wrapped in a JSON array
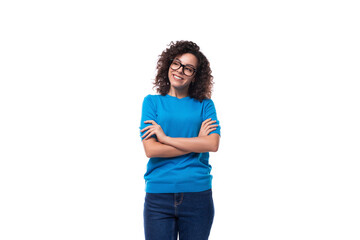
[{"x1": 141, "y1": 120, "x2": 167, "y2": 143}]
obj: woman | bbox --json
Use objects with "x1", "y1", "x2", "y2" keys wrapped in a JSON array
[{"x1": 139, "y1": 40, "x2": 221, "y2": 240}]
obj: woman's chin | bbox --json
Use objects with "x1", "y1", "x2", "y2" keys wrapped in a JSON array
[{"x1": 171, "y1": 83, "x2": 187, "y2": 90}]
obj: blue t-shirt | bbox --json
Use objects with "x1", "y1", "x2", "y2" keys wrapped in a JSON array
[{"x1": 139, "y1": 94, "x2": 221, "y2": 193}]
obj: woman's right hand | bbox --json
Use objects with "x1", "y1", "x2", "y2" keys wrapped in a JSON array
[{"x1": 198, "y1": 118, "x2": 218, "y2": 137}]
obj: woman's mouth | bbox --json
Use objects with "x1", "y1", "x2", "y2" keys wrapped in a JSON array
[{"x1": 173, "y1": 74, "x2": 184, "y2": 80}]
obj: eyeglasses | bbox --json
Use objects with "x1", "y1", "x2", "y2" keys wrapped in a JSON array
[{"x1": 170, "y1": 59, "x2": 197, "y2": 77}]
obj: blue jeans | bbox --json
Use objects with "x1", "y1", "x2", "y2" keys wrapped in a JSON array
[{"x1": 143, "y1": 188, "x2": 215, "y2": 240}]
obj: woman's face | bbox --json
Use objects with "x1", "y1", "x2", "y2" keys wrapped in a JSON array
[{"x1": 168, "y1": 53, "x2": 198, "y2": 92}]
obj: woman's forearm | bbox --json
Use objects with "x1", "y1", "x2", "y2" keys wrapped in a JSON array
[
  {"x1": 162, "y1": 136, "x2": 215, "y2": 153},
  {"x1": 147, "y1": 141, "x2": 192, "y2": 158}
]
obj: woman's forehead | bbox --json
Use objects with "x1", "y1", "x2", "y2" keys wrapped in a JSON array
[{"x1": 175, "y1": 53, "x2": 198, "y2": 67}]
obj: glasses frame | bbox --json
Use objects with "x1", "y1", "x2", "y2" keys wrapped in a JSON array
[{"x1": 169, "y1": 59, "x2": 197, "y2": 77}]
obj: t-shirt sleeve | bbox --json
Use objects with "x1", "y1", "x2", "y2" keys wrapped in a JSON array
[
  {"x1": 139, "y1": 94, "x2": 157, "y2": 141},
  {"x1": 203, "y1": 99, "x2": 221, "y2": 136}
]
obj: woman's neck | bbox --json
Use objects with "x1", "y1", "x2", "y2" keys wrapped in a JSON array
[{"x1": 168, "y1": 89, "x2": 189, "y2": 99}]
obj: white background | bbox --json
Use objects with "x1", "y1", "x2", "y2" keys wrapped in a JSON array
[{"x1": 1, "y1": 0, "x2": 359, "y2": 239}]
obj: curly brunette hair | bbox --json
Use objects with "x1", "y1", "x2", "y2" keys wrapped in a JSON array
[{"x1": 152, "y1": 40, "x2": 214, "y2": 102}]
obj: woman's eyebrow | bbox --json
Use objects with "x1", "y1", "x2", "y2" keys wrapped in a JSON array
[{"x1": 174, "y1": 58, "x2": 196, "y2": 68}]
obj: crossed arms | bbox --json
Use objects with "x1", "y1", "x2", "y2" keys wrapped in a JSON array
[
  {"x1": 142, "y1": 134, "x2": 220, "y2": 158},
  {"x1": 141, "y1": 118, "x2": 220, "y2": 158}
]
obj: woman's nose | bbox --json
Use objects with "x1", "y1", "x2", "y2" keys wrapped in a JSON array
[{"x1": 175, "y1": 66, "x2": 185, "y2": 75}]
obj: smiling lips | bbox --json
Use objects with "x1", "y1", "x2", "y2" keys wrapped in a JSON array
[{"x1": 173, "y1": 74, "x2": 184, "y2": 80}]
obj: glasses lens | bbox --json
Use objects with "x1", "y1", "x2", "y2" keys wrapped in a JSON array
[
  {"x1": 184, "y1": 67, "x2": 195, "y2": 76},
  {"x1": 170, "y1": 61, "x2": 181, "y2": 70}
]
